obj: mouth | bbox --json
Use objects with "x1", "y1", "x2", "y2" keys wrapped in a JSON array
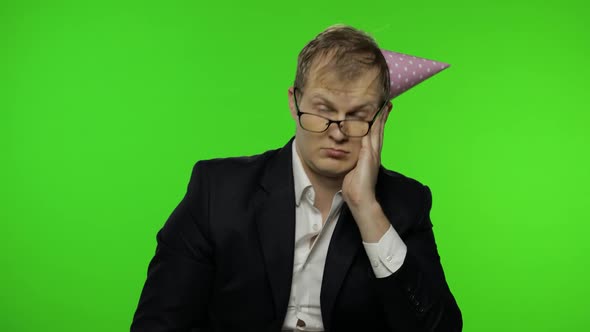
[{"x1": 322, "y1": 148, "x2": 349, "y2": 159}]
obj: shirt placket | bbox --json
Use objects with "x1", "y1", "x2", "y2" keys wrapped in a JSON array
[{"x1": 296, "y1": 189, "x2": 324, "y2": 329}]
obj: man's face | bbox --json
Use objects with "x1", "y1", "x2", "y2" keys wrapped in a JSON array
[{"x1": 288, "y1": 59, "x2": 389, "y2": 181}]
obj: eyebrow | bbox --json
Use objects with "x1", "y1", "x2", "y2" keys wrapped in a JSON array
[{"x1": 310, "y1": 94, "x2": 378, "y2": 112}]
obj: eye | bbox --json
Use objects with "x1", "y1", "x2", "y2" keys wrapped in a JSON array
[
  {"x1": 314, "y1": 105, "x2": 332, "y2": 113},
  {"x1": 347, "y1": 111, "x2": 368, "y2": 119}
]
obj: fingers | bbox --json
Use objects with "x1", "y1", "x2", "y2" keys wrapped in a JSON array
[
  {"x1": 378, "y1": 103, "x2": 392, "y2": 151},
  {"x1": 371, "y1": 109, "x2": 386, "y2": 154},
  {"x1": 365, "y1": 104, "x2": 389, "y2": 160},
  {"x1": 379, "y1": 107, "x2": 388, "y2": 151}
]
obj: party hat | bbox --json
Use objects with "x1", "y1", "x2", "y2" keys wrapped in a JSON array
[{"x1": 381, "y1": 49, "x2": 450, "y2": 99}]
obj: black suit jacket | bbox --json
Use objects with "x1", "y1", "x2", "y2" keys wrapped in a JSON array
[{"x1": 131, "y1": 138, "x2": 462, "y2": 331}]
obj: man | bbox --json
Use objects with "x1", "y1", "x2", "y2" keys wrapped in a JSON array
[{"x1": 131, "y1": 25, "x2": 462, "y2": 331}]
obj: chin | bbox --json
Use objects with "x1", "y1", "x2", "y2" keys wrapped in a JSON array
[{"x1": 312, "y1": 159, "x2": 354, "y2": 179}]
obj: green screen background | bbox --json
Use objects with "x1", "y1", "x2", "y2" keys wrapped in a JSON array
[{"x1": 2, "y1": 0, "x2": 589, "y2": 330}]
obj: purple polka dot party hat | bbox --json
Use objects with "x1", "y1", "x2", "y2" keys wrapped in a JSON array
[{"x1": 381, "y1": 49, "x2": 449, "y2": 100}]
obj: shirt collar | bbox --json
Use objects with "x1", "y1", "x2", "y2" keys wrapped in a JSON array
[
  {"x1": 292, "y1": 139, "x2": 314, "y2": 206},
  {"x1": 292, "y1": 139, "x2": 344, "y2": 208}
]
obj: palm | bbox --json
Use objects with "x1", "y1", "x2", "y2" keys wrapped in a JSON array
[{"x1": 342, "y1": 106, "x2": 389, "y2": 207}]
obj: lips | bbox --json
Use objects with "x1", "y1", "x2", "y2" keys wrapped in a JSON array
[{"x1": 323, "y1": 148, "x2": 349, "y2": 158}]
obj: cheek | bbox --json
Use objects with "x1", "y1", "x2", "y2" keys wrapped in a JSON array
[
  {"x1": 296, "y1": 128, "x2": 319, "y2": 147},
  {"x1": 349, "y1": 140, "x2": 362, "y2": 153},
  {"x1": 348, "y1": 142, "x2": 363, "y2": 162},
  {"x1": 295, "y1": 130, "x2": 315, "y2": 158}
]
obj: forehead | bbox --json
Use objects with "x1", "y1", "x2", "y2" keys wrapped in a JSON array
[{"x1": 304, "y1": 54, "x2": 383, "y2": 103}]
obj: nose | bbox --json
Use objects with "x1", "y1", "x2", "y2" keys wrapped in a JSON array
[{"x1": 327, "y1": 121, "x2": 347, "y2": 142}]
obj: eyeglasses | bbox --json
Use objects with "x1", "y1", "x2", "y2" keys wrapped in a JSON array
[{"x1": 293, "y1": 87, "x2": 388, "y2": 138}]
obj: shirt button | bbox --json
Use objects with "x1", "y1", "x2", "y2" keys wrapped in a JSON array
[
  {"x1": 386, "y1": 255, "x2": 393, "y2": 262},
  {"x1": 312, "y1": 224, "x2": 319, "y2": 231},
  {"x1": 372, "y1": 260, "x2": 379, "y2": 268}
]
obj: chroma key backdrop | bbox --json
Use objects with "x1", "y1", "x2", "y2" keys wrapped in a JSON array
[{"x1": 1, "y1": 0, "x2": 589, "y2": 331}]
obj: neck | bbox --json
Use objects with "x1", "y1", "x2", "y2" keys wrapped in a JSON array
[
  {"x1": 294, "y1": 140, "x2": 343, "y2": 204},
  {"x1": 299, "y1": 155, "x2": 344, "y2": 201},
  {"x1": 304, "y1": 168, "x2": 343, "y2": 214},
  {"x1": 308, "y1": 170, "x2": 342, "y2": 196}
]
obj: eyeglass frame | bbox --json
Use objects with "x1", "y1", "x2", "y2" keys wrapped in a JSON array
[{"x1": 293, "y1": 87, "x2": 389, "y2": 138}]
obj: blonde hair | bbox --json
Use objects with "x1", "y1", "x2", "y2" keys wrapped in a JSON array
[{"x1": 294, "y1": 24, "x2": 390, "y2": 101}]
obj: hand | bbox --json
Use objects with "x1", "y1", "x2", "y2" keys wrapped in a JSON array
[{"x1": 342, "y1": 104, "x2": 390, "y2": 209}]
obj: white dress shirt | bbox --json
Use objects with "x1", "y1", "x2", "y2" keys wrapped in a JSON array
[{"x1": 281, "y1": 140, "x2": 408, "y2": 331}]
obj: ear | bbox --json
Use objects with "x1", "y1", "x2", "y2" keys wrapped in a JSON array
[{"x1": 287, "y1": 86, "x2": 298, "y2": 121}]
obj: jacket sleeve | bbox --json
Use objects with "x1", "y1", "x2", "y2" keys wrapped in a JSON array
[
  {"x1": 131, "y1": 162, "x2": 214, "y2": 332},
  {"x1": 376, "y1": 185, "x2": 463, "y2": 332}
]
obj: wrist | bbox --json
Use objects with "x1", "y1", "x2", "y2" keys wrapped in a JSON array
[
  {"x1": 348, "y1": 198, "x2": 380, "y2": 219},
  {"x1": 349, "y1": 200, "x2": 390, "y2": 243}
]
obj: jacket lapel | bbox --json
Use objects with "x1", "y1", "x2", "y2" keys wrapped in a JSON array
[
  {"x1": 253, "y1": 138, "x2": 296, "y2": 323},
  {"x1": 320, "y1": 204, "x2": 362, "y2": 330},
  {"x1": 320, "y1": 167, "x2": 392, "y2": 329},
  {"x1": 252, "y1": 141, "x2": 394, "y2": 327}
]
